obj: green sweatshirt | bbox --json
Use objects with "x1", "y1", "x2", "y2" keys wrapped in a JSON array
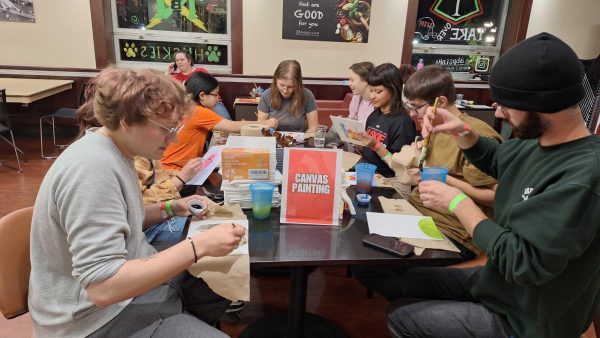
[{"x1": 464, "y1": 135, "x2": 600, "y2": 338}]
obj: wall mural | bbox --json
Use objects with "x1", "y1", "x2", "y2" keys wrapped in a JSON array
[
  {"x1": 116, "y1": 0, "x2": 227, "y2": 34},
  {"x1": 0, "y1": 0, "x2": 35, "y2": 23}
]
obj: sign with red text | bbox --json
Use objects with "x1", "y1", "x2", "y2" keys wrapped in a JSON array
[{"x1": 280, "y1": 148, "x2": 342, "y2": 225}]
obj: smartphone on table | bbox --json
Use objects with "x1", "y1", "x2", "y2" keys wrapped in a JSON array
[{"x1": 362, "y1": 233, "x2": 414, "y2": 257}]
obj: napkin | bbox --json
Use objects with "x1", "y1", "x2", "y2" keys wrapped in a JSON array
[{"x1": 187, "y1": 202, "x2": 251, "y2": 301}]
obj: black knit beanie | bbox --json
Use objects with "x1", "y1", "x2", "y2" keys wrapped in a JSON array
[{"x1": 490, "y1": 32, "x2": 584, "y2": 113}]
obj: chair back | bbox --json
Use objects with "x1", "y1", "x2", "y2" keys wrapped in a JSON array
[
  {"x1": 0, "y1": 207, "x2": 33, "y2": 319},
  {"x1": 0, "y1": 89, "x2": 12, "y2": 129}
]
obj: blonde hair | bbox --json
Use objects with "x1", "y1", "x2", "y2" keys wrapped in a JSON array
[
  {"x1": 271, "y1": 60, "x2": 305, "y2": 117},
  {"x1": 91, "y1": 67, "x2": 194, "y2": 130}
]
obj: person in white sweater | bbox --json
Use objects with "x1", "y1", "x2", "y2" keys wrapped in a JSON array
[{"x1": 29, "y1": 67, "x2": 245, "y2": 338}]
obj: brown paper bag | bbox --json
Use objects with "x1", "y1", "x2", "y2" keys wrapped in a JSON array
[
  {"x1": 342, "y1": 151, "x2": 361, "y2": 171},
  {"x1": 187, "y1": 203, "x2": 251, "y2": 301},
  {"x1": 387, "y1": 142, "x2": 420, "y2": 186}
]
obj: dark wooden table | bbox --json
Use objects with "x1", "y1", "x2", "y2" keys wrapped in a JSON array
[{"x1": 197, "y1": 173, "x2": 463, "y2": 338}]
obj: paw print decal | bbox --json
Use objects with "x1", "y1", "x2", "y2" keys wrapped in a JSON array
[
  {"x1": 205, "y1": 46, "x2": 221, "y2": 63},
  {"x1": 123, "y1": 43, "x2": 138, "y2": 58}
]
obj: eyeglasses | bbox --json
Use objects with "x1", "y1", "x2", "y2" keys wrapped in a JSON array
[
  {"x1": 206, "y1": 93, "x2": 219, "y2": 98},
  {"x1": 403, "y1": 100, "x2": 433, "y2": 112},
  {"x1": 147, "y1": 118, "x2": 183, "y2": 135}
]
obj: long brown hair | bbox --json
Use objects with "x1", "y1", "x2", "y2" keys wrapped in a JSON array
[{"x1": 270, "y1": 60, "x2": 305, "y2": 117}]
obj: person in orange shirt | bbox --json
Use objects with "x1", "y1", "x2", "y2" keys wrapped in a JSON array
[{"x1": 161, "y1": 72, "x2": 277, "y2": 170}]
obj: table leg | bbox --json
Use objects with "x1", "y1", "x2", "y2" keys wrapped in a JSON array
[{"x1": 288, "y1": 266, "x2": 308, "y2": 338}]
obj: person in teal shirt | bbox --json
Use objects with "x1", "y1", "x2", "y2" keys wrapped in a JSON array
[{"x1": 387, "y1": 32, "x2": 600, "y2": 338}]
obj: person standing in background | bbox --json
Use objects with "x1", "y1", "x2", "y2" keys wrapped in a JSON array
[{"x1": 166, "y1": 50, "x2": 232, "y2": 120}]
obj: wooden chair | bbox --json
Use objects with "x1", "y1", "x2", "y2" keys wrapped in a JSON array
[{"x1": 0, "y1": 207, "x2": 33, "y2": 319}]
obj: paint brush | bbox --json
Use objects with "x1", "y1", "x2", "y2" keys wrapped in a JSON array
[{"x1": 418, "y1": 97, "x2": 439, "y2": 172}]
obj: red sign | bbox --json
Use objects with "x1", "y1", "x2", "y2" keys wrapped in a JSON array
[{"x1": 280, "y1": 148, "x2": 342, "y2": 225}]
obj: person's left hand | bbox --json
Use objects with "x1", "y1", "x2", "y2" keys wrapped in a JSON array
[
  {"x1": 172, "y1": 195, "x2": 211, "y2": 218},
  {"x1": 178, "y1": 157, "x2": 204, "y2": 182},
  {"x1": 418, "y1": 180, "x2": 463, "y2": 211}
]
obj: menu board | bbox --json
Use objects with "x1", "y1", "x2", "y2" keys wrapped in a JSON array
[
  {"x1": 414, "y1": 0, "x2": 504, "y2": 46},
  {"x1": 282, "y1": 0, "x2": 372, "y2": 43}
]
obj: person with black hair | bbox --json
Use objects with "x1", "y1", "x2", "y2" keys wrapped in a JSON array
[
  {"x1": 356, "y1": 63, "x2": 416, "y2": 177},
  {"x1": 161, "y1": 72, "x2": 277, "y2": 170}
]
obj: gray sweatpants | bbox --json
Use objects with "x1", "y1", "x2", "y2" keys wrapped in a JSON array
[{"x1": 87, "y1": 272, "x2": 230, "y2": 338}]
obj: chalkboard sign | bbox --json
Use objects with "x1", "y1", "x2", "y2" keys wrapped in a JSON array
[
  {"x1": 118, "y1": 39, "x2": 228, "y2": 66},
  {"x1": 414, "y1": 0, "x2": 504, "y2": 46},
  {"x1": 282, "y1": 0, "x2": 371, "y2": 43}
]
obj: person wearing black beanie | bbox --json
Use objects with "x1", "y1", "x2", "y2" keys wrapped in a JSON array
[
  {"x1": 387, "y1": 33, "x2": 600, "y2": 338},
  {"x1": 490, "y1": 32, "x2": 585, "y2": 113}
]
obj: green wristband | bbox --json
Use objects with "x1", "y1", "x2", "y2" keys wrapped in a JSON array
[
  {"x1": 382, "y1": 152, "x2": 392, "y2": 160},
  {"x1": 165, "y1": 199, "x2": 176, "y2": 218},
  {"x1": 448, "y1": 193, "x2": 468, "y2": 213}
]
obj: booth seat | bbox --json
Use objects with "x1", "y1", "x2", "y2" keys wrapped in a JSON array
[{"x1": 316, "y1": 93, "x2": 353, "y2": 128}]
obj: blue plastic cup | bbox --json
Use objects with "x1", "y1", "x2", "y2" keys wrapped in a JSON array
[
  {"x1": 420, "y1": 166, "x2": 449, "y2": 183},
  {"x1": 249, "y1": 182, "x2": 275, "y2": 219},
  {"x1": 355, "y1": 163, "x2": 377, "y2": 194}
]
